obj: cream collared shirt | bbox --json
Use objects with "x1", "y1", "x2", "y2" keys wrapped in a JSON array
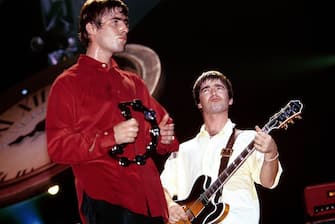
[{"x1": 161, "y1": 119, "x2": 283, "y2": 224}]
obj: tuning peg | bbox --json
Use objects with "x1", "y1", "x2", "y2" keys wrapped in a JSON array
[
  {"x1": 296, "y1": 115, "x2": 302, "y2": 120},
  {"x1": 283, "y1": 124, "x2": 288, "y2": 130}
]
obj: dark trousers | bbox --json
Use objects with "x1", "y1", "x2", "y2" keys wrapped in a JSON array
[{"x1": 81, "y1": 192, "x2": 164, "y2": 224}]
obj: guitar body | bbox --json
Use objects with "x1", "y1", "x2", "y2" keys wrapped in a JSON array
[{"x1": 175, "y1": 175, "x2": 229, "y2": 224}]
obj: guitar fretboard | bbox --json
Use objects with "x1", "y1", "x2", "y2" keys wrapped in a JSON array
[
  {"x1": 202, "y1": 123, "x2": 273, "y2": 201},
  {"x1": 203, "y1": 142, "x2": 254, "y2": 201}
]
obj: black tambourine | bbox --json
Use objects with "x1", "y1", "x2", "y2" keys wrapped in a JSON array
[{"x1": 108, "y1": 99, "x2": 160, "y2": 167}]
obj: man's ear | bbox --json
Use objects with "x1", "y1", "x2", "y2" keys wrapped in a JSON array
[
  {"x1": 197, "y1": 103, "x2": 202, "y2": 109},
  {"x1": 86, "y1": 22, "x2": 96, "y2": 35}
]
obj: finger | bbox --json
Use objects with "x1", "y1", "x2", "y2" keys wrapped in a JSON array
[
  {"x1": 159, "y1": 114, "x2": 170, "y2": 127},
  {"x1": 128, "y1": 118, "x2": 139, "y2": 126}
]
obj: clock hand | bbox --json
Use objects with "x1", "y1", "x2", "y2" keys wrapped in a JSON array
[{"x1": 9, "y1": 120, "x2": 46, "y2": 146}]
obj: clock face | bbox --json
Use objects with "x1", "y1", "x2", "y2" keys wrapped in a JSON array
[
  {"x1": 0, "y1": 84, "x2": 69, "y2": 206},
  {"x1": 0, "y1": 85, "x2": 51, "y2": 183}
]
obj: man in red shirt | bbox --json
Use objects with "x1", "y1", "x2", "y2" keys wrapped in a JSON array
[{"x1": 45, "y1": 0, "x2": 179, "y2": 223}]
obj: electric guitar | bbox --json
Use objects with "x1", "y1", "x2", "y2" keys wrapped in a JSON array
[{"x1": 172, "y1": 99, "x2": 303, "y2": 224}]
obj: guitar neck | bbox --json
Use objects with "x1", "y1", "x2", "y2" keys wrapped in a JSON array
[{"x1": 202, "y1": 124, "x2": 272, "y2": 201}]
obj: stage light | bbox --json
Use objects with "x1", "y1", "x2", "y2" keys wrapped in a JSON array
[{"x1": 47, "y1": 184, "x2": 60, "y2": 195}]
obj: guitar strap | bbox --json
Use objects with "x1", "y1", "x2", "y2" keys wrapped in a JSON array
[{"x1": 219, "y1": 128, "x2": 240, "y2": 175}]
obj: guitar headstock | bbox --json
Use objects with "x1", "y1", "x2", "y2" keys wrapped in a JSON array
[{"x1": 266, "y1": 100, "x2": 303, "y2": 132}]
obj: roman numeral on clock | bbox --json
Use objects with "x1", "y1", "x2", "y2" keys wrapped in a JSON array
[
  {"x1": 0, "y1": 171, "x2": 7, "y2": 182},
  {"x1": 0, "y1": 119, "x2": 14, "y2": 136},
  {"x1": 18, "y1": 89, "x2": 47, "y2": 112}
]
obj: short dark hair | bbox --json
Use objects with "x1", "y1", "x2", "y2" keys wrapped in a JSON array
[
  {"x1": 78, "y1": 0, "x2": 128, "y2": 48},
  {"x1": 192, "y1": 70, "x2": 233, "y2": 105}
]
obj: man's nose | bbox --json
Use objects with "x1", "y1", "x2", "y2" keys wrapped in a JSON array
[
  {"x1": 210, "y1": 88, "x2": 218, "y2": 95},
  {"x1": 120, "y1": 23, "x2": 129, "y2": 33}
]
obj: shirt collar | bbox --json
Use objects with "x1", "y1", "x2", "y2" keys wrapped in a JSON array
[
  {"x1": 197, "y1": 119, "x2": 236, "y2": 139},
  {"x1": 77, "y1": 54, "x2": 119, "y2": 71}
]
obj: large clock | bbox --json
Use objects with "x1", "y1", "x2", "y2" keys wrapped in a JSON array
[
  {"x1": 0, "y1": 43, "x2": 162, "y2": 207},
  {"x1": 0, "y1": 58, "x2": 75, "y2": 207}
]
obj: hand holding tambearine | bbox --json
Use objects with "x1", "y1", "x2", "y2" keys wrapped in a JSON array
[{"x1": 113, "y1": 118, "x2": 139, "y2": 144}]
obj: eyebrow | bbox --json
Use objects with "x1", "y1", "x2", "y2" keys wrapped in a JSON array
[
  {"x1": 107, "y1": 15, "x2": 128, "y2": 22},
  {"x1": 200, "y1": 83, "x2": 225, "y2": 91},
  {"x1": 200, "y1": 84, "x2": 210, "y2": 92}
]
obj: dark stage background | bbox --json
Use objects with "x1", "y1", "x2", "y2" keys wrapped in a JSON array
[{"x1": 1, "y1": 0, "x2": 334, "y2": 223}]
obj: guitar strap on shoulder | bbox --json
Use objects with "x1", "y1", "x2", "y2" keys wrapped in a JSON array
[{"x1": 219, "y1": 128, "x2": 240, "y2": 175}]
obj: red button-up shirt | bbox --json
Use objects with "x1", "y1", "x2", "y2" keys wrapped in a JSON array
[{"x1": 46, "y1": 55, "x2": 179, "y2": 223}]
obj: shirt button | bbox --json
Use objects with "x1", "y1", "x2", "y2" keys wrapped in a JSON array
[
  {"x1": 103, "y1": 131, "x2": 109, "y2": 136},
  {"x1": 101, "y1": 63, "x2": 107, "y2": 68}
]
